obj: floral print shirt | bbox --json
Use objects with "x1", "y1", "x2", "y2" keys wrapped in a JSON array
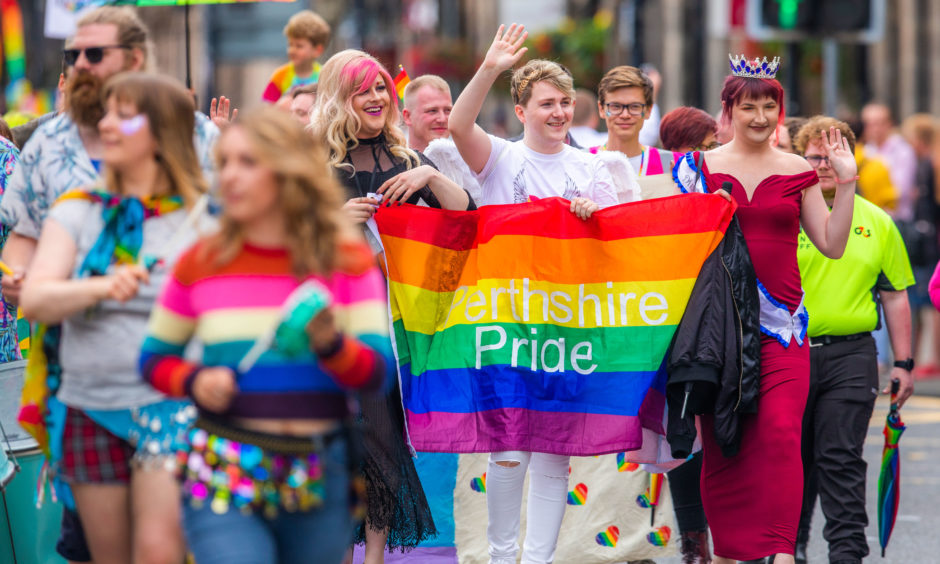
[
  {"x1": 0, "y1": 137, "x2": 21, "y2": 361},
  {"x1": 0, "y1": 112, "x2": 219, "y2": 239}
]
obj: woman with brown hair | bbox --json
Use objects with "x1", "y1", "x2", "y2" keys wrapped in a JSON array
[
  {"x1": 139, "y1": 106, "x2": 394, "y2": 564},
  {"x1": 21, "y1": 73, "x2": 212, "y2": 564}
]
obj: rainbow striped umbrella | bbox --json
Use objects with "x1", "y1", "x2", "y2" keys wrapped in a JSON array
[
  {"x1": 877, "y1": 379, "x2": 905, "y2": 557},
  {"x1": 648, "y1": 472, "x2": 664, "y2": 525}
]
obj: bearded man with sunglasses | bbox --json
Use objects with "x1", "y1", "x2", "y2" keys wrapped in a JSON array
[
  {"x1": 0, "y1": 6, "x2": 219, "y2": 308},
  {"x1": 0, "y1": 7, "x2": 219, "y2": 564}
]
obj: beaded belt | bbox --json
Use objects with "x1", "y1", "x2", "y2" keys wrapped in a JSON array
[{"x1": 176, "y1": 418, "x2": 346, "y2": 518}]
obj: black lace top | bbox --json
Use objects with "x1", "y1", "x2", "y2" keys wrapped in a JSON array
[{"x1": 337, "y1": 134, "x2": 475, "y2": 210}]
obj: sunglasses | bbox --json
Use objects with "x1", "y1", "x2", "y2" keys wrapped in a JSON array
[{"x1": 63, "y1": 45, "x2": 130, "y2": 66}]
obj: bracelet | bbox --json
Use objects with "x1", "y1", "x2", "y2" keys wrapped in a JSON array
[{"x1": 834, "y1": 175, "x2": 859, "y2": 185}]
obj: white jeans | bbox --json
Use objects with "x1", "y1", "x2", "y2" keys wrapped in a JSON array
[{"x1": 486, "y1": 451, "x2": 570, "y2": 564}]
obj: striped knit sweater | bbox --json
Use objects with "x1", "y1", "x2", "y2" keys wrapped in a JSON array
[{"x1": 139, "y1": 239, "x2": 393, "y2": 420}]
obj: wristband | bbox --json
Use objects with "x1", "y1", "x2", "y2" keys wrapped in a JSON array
[
  {"x1": 893, "y1": 358, "x2": 914, "y2": 372},
  {"x1": 834, "y1": 175, "x2": 859, "y2": 185}
]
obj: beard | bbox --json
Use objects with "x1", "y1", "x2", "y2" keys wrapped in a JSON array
[{"x1": 65, "y1": 71, "x2": 105, "y2": 128}]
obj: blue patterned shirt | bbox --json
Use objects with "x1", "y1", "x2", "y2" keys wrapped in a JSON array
[
  {"x1": 0, "y1": 112, "x2": 219, "y2": 239},
  {"x1": 0, "y1": 137, "x2": 21, "y2": 361}
]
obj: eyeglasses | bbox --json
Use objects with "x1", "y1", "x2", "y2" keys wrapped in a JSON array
[
  {"x1": 63, "y1": 45, "x2": 131, "y2": 66},
  {"x1": 804, "y1": 155, "x2": 831, "y2": 168},
  {"x1": 694, "y1": 141, "x2": 721, "y2": 151},
  {"x1": 604, "y1": 102, "x2": 646, "y2": 117}
]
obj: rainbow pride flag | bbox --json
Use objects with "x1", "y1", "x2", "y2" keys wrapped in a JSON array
[
  {"x1": 374, "y1": 195, "x2": 734, "y2": 455},
  {"x1": 393, "y1": 65, "x2": 410, "y2": 102},
  {"x1": 1, "y1": 0, "x2": 27, "y2": 105}
]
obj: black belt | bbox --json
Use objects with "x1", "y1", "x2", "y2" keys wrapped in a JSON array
[
  {"x1": 195, "y1": 417, "x2": 346, "y2": 454},
  {"x1": 808, "y1": 332, "x2": 871, "y2": 347}
]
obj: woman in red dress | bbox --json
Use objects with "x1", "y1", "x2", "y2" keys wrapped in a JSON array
[{"x1": 690, "y1": 59, "x2": 857, "y2": 563}]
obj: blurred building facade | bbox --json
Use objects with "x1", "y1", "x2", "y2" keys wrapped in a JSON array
[{"x1": 8, "y1": 0, "x2": 940, "y2": 126}]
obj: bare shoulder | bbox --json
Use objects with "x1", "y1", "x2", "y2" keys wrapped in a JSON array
[
  {"x1": 776, "y1": 151, "x2": 814, "y2": 174},
  {"x1": 700, "y1": 145, "x2": 733, "y2": 168}
]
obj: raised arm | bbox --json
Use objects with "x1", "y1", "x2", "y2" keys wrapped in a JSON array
[
  {"x1": 801, "y1": 127, "x2": 857, "y2": 259},
  {"x1": 449, "y1": 24, "x2": 528, "y2": 174}
]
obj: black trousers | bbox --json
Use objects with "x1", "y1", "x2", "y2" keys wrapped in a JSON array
[
  {"x1": 798, "y1": 335, "x2": 879, "y2": 563},
  {"x1": 667, "y1": 450, "x2": 707, "y2": 533}
]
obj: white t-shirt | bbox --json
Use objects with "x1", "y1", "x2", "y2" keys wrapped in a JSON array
[{"x1": 474, "y1": 135, "x2": 620, "y2": 208}]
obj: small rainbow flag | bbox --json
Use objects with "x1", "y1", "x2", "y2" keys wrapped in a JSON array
[
  {"x1": 566, "y1": 482, "x2": 588, "y2": 505},
  {"x1": 393, "y1": 65, "x2": 410, "y2": 102},
  {"x1": 375, "y1": 195, "x2": 735, "y2": 455}
]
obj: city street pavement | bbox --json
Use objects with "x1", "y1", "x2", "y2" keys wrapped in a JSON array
[{"x1": 657, "y1": 390, "x2": 940, "y2": 563}]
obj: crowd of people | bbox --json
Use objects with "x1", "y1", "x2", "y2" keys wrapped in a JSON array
[{"x1": 2, "y1": 5, "x2": 938, "y2": 564}]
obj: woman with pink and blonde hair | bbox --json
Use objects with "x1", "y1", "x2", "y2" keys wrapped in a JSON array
[{"x1": 310, "y1": 49, "x2": 463, "y2": 563}]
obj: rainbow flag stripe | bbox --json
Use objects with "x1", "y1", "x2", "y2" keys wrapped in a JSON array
[
  {"x1": 393, "y1": 65, "x2": 410, "y2": 101},
  {"x1": 375, "y1": 195, "x2": 734, "y2": 455}
]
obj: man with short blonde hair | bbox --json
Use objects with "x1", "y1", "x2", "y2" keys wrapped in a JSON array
[{"x1": 402, "y1": 74, "x2": 453, "y2": 152}]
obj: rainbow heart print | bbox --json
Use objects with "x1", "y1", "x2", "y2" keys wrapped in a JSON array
[
  {"x1": 647, "y1": 525, "x2": 671, "y2": 547},
  {"x1": 470, "y1": 472, "x2": 486, "y2": 493},
  {"x1": 617, "y1": 452, "x2": 639, "y2": 472},
  {"x1": 566, "y1": 482, "x2": 588, "y2": 505},
  {"x1": 595, "y1": 525, "x2": 620, "y2": 547}
]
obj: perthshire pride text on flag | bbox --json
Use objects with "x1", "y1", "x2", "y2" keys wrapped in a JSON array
[{"x1": 375, "y1": 195, "x2": 734, "y2": 456}]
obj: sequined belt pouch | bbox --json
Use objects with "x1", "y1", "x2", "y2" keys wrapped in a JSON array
[{"x1": 176, "y1": 420, "x2": 340, "y2": 518}]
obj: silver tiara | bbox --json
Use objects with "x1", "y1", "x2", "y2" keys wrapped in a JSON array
[{"x1": 728, "y1": 54, "x2": 781, "y2": 79}]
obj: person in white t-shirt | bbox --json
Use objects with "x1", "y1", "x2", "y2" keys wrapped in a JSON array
[{"x1": 448, "y1": 23, "x2": 635, "y2": 564}]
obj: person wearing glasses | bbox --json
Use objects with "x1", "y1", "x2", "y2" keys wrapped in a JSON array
[
  {"x1": 0, "y1": 7, "x2": 219, "y2": 564},
  {"x1": 659, "y1": 106, "x2": 720, "y2": 154},
  {"x1": 591, "y1": 66, "x2": 678, "y2": 199},
  {"x1": 793, "y1": 116, "x2": 914, "y2": 564}
]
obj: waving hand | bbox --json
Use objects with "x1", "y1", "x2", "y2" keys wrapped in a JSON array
[
  {"x1": 822, "y1": 126, "x2": 857, "y2": 184},
  {"x1": 483, "y1": 24, "x2": 529, "y2": 73}
]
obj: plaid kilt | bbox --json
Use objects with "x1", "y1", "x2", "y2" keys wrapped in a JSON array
[{"x1": 60, "y1": 407, "x2": 134, "y2": 483}]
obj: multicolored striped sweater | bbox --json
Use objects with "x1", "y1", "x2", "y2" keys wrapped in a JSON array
[
  {"x1": 261, "y1": 62, "x2": 321, "y2": 103},
  {"x1": 139, "y1": 239, "x2": 393, "y2": 420}
]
